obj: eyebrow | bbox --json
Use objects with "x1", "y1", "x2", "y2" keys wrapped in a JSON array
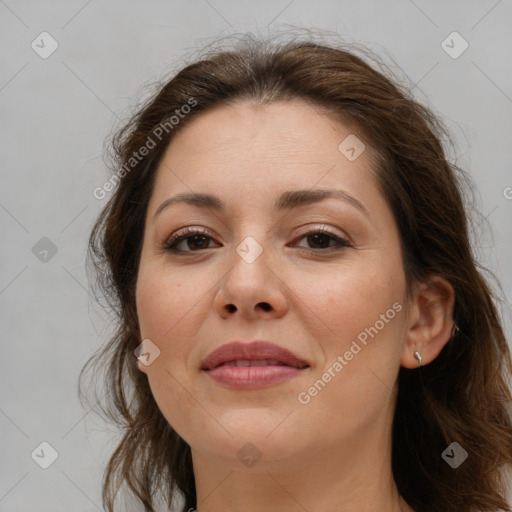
[{"x1": 153, "y1": 189, "x2": 370, "y2": 220}]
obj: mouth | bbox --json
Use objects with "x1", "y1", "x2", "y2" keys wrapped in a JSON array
[
  {"x1": 201, "y1": 341, "x2": 310, "y2": 389},
  {"x1": 214, "y1": 359, "x2": 298, "y2": 367}
]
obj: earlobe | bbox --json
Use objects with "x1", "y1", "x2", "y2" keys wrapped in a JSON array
[{"x1": 401, "y1": 275, "x2": 456, "y2": 369}]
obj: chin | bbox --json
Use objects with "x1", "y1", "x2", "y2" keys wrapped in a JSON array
[{"x1": 189, "y1": 430, "x2": 308, "y2": 471}]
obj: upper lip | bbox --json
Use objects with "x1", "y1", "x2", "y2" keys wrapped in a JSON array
[{"x1": 200, "y1": 341, "x2": 310, "y2": 370}]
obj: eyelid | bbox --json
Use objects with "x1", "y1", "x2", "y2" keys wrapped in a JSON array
[
  {"x1": 163, "y1": 226, "x2": 215, "y2": 248},
  {"x1": 163, "y1": 223, "x2": 352, "y2": 255},
  {"x1": 292, "y1": 223, "x2": 351, "y2": 243},
  {"x1": 164, "y1": 224, "x2": 347, "y2": 244}
]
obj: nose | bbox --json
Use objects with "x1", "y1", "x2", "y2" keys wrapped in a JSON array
[{"x1": 213, "y1": 244, "x2": 289, "y2": 321}]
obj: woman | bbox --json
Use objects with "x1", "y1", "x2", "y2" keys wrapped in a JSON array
[{"x1": 81, "y1": 31, "x2": 512, "y2": 512}]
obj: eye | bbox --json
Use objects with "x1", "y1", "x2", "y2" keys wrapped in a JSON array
[
  {"x1": 163, "y1": 226, "x2": 352, "y2": 255},
  {"x1": 290, "y1": 227, "x2": 352, "y2": 252},
  {"x1": 163, "y1": 227, "x2": 219, "y2": 254}
]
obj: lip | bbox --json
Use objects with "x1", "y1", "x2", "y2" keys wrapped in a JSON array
[{"x1": 201, "y1": 341, "x2": 310, "y2": 389}]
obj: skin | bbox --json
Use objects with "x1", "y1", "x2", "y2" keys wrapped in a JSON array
[{"x1": 135, "y1": 99, "x2": 455, "y2": 512}]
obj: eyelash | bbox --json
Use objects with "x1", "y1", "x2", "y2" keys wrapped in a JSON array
[{"x1": 162, "y1": 226, "x2": 352, "y2": 255}]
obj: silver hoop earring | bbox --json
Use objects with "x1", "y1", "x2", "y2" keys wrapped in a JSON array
[
  {"x1": 414, "y1": 351, "x2": 422, "y2": 367},
  {"x1": 451, "y1": 322, "x2": 459, "y2": 337}
]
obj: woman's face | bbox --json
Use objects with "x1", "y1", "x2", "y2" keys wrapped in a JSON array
[{"x1": 135, "y1": 99, "x2": 410, "y2": 469}]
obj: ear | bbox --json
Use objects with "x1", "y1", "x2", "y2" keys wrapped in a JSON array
[{"x1": 401, "y1": 275, "x2": 456, "y2": 369}]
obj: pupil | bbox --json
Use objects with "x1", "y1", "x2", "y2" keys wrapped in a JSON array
[
  {"x1": 189, "y1": 235, "x2": 208, "y2": 250},
  {"x1": 309, "y1": 234, "x2": 329, "y2": 248}
]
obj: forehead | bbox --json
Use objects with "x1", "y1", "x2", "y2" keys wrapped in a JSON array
[{"x1": 148, "y1": 99, "x2": 387, "y2": 222}]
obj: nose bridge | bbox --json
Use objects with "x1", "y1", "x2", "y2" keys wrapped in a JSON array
[
  {"x1": 230, "y1": 216, "x2": 273, "y2": 265},
  {"x1": 227, "y1": 231, "x2": 271, "y2": 286},
  {"x1": 214, "y1": 225, "x2": 288, "y2": 318}
]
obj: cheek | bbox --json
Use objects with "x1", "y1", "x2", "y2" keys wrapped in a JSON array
[
  {"x1": 296, "y1": 261, "x2": 404, "y2": 347},
  {"x1": 136, "y1": 271, "x2": 206, "y2": 440},
  {"x1": 136, "y1": 262, "x2": 218, "y2": 383},
  {"x1": 290, "y1": 265, "x2": 405, "y2": 441},
  {"x1": 136, "y1": 263, "x2": 190, "y2": 338}
]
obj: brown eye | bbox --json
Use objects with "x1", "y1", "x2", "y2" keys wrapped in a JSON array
[
  {"x1": 292, "y1": 229, "x2": 351, "y2": 252},
  {"x1": 164, "y1": 228, "x2": 220, "y2": 254},
  {"x1": 305, "y1": 232, "x2": 334, "y2": 249}
]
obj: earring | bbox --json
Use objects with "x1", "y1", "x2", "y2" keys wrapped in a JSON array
[
  {"x1": 414, "y1": 351, "x2": 423, "y2": 367},
  {"x1": 451, "y1": 322, "x2": 459, "y2": 337}
]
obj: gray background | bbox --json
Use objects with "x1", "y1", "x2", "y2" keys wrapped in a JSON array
[{"x1": 1, "y1": 0, "x2": 511, "y2": 510}]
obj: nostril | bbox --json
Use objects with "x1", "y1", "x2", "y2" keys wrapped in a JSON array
[
  {"x1": 259, "y1": 302, "x2": 271, "y2": 311},
  {"x1": 226, "y1": 304, "x2": 236, "y2": 312}
]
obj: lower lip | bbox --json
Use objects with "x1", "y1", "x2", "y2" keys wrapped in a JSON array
[{"x1": 204, "y1": 365, "x2": 305, "y2": 389}]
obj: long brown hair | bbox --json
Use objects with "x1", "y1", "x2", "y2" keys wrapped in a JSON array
[{"x1": 80, "y1": 30, "x2": 512, "y2": 512}]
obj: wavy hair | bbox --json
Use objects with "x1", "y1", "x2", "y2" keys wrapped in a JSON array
[{"x1": 80, "y1": 29, "x2": 512, "y2": 512}]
